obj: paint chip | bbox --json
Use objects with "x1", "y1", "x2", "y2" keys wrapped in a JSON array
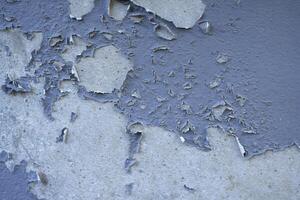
[
  {"x1": 131, "y1": 0, "x2": 206, "y2": 29},
  {"x1": 236, "y1": 94, "x2": 247, "y2": 107},
  {"x1": 234, "y1": 135, "x2": 247, "y2": 157},
  {"x1": 211, "y1": 101, "x2": 233, "y2": 121},
  {"x1": 208, "y1": 77, "x2": 221, "y2": 89},
  {"x1": 216, "y1": 53, "x2": 230, "y2": 64},
  {"x1": 199, "y1": 21, "x2": 213, "y2": 35},
  {"x1": 154, "y1": 23, "x2": 176, "y2": 41},
  {"x1": 129, "y1": 13, "x2": 145, "y2": 23},
  {"x1": 38, "y1": 171, "x2": 48, "y2": 185},
  {"x1": 56, "y1": 127, "x2": 69, "y2": 143},
  {"x1": 2, "y1": 76, "x2": 32, "y2": 94},
  {"x1": 49, "y1": 35, "x2": 64, "y2": 47}
]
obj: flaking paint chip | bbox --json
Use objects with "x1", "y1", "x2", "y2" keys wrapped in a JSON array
[
  {"x1": 131, "y1": 0, "x2": 206, "y2": 29},
  {"x1": 154, "y1": 24, "x2": 176, "y2": 41}
]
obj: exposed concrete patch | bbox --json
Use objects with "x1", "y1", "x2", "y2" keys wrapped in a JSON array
[
  {"x1": 129, "y1": 126, "x2": 300, "y2": 199},
  {"x1": 1, "y1": 85, "x2": 299, "y2": 199},
  {"x1": 0, "y1": 84, "x2": 129, "y2": 199},
  {"x1": 0, "y1": 29, "x2": 43, "y2": 79},
  {"x1": 76, "y1": 45, "x2": 133, "y2": 93},
  {"x1": 130, "y1": 0, "x2": 206, "y2": 29},
  {"x1": 68, "y1": 0, "x2": 95, "y2": 20},
  {"x1": 108, "y1": 0, "x2": 130, "y2": 21}
]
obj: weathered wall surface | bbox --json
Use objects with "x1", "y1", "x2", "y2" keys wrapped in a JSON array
[{"x1": 0, "y1": 0, "x2": 299, "y2": 199}]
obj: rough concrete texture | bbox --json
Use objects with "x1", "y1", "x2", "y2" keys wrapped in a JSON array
[
  {"x1": 1, "y1": 90, "x2": 300, "y2": 199},
  {"x1": 0, "y1": 29, "x2": 42, "y2": 78},
  {"x1": 108, "y1": 0, "x2": 129, "y2": 21},
  {"x1": 68, "y1": 0, "x2": 95, "y2": 20},
  {"x1": 0, "y1": 0, "x2": 300, "y2": 199},
  {"x1": 76, "y1": 45, "x2": 133, "y2": 93}
]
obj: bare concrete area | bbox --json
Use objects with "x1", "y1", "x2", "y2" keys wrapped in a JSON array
[{"x1": 0, "y1": 87, "x2": 299, "y2": 199}]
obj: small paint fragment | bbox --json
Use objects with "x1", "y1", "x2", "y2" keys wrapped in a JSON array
[
  {"x1": 1, "y1": 76, "x2": 32, "y2": 94},
  {"x1": 154, "y1": 24, "x2": 176, "y2": 41},
  {"x1": 211, "y1": 101, "x2": 233, "y2": 121},
  {"x1": 131, "y1": 89, "x2": 141, "y2": 99},
  {"x1": 262, "y1": 100, "x2": 272, "y2": 106},
  {"x1": 38, "y1": 171, "x2": 48, "y2": 185},
  {"x1": 185, "y1": 72, "x2": 197, "y2": 79},
  {"x1": 168, "y1": 71, "x2": 175, "y2": 77},
  {"x1": 71, "y1": 65, "x2": 80, "y2": 81},
  {"x1": 127, "y1": 99, "x2": 137, "y2": 106},
  {"x1": 168, "y1": 89, "x2": 175, "y2": 97},
  {"x1": 53, "y1": 61, "x2": 65, "y2": 72},
  {"x1": 236, "y1": 94, "x2": 247, "y2": 107},
  {"x1": 70, "y1": 112, "x2": 78, "y2": 122},
  {"x1": 49, "y1": 36, "x2": 63, "y2": 47},
  {"x1": 4, "y1": 16, "x2": 15, "y2": 22},
  {"x1": 180, "y1": 102, "x2": 193, "y2": 114},
  {"x1": 130, "y1": 0, "x2": 206, "y2": 29},
  {"x1": 152, "y1": 45, "x2": 170, "y2": 52},
  {"x1": 234, "y1": 136, "x2": 247, "y2": 157},
  {"x1": 184, "y1": 184, "x2": 196, "y2": 192},
  {"x1": 208, "y1": 77, "x2": 221, "y2": 89},
  {"x1": 101, "y1": 32, "x2": 113, "y2": 41},
  {"x1": 129, "y1": 13, "x2": 145, "y2": 23},
  {"x1": 124, "y1": 158, "x2": 137, "y2": 173},
  {"x1": 216, "y1": 53, "x2": 230, "y2": 64},
  {"x1": 180, "y1": 120, "x2": 195, "y2": 133},
  {"x1": 242, "y1": 128, "x2": 257, "y2": 134},
  {"x1": 199, "y1": 21, "x2": 213, "y2": 35},
  {"x1": 88, "y1": 30, "x2": 98, "y2": 38},
  {"x1": 183, "y1": 82, "x2": 192, "y2": 90},
  {"x1": 56, "y1": 127, "x2": 69, "y2": 143},
  {"x1": 156, "y1": 96, "x2": 167, "y2": 102}
]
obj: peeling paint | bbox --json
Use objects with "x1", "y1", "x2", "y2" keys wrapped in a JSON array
[
  {"x1": 154, "y1": 23, "x2": 176, "y2": 40},
  {"x1": 0, "y1": 0, "x2": 300, "y2": 199},
  {"x1": 130, "y1": 0, "x2": 206, "y2": 29}
]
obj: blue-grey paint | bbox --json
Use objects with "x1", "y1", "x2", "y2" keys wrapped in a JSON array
[
  {"x1": 0, "y1": 160, "x2": 39, "y2": 200},
  {"x1": 0, "y1": 0, "x2": 300, "y2": 197}
]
